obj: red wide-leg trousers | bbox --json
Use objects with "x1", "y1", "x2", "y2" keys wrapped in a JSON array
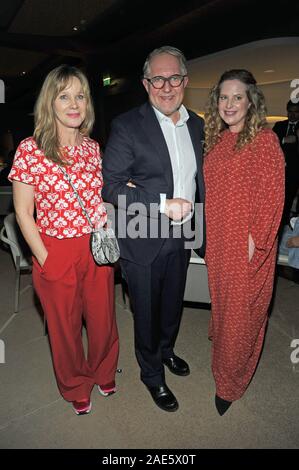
[{"x1": 32, "y1": 233, "x2": 119, "y2": 402}]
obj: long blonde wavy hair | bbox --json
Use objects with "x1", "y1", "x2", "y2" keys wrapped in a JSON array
[
  {"x1": 204, "y1": 69, "x2": 267, "y2": 155},
  {"x1": 33, "y1": 65, "x2": 95, "y2": 165}
]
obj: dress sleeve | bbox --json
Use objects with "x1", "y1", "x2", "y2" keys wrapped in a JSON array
[
  {"x1": 250, "y1": 130, "x2": 285, "y2": 256},
  {"x1": 8, "y1": 139, "x2": 36, "y2": 186}
]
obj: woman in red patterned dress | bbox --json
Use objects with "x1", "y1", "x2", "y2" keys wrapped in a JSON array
[
  {"x1": 204, "y1": 69, "x2": 285, "y2": 415},
  {"x1": 9, "y1": 65, "x2": 119, "y2": 415}
]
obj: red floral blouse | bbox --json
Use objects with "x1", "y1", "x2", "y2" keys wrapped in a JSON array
[{"x1": 9, "y1": 136, "x2": 107, "y2": 239}]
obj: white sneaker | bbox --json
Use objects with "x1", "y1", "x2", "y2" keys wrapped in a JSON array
[
  {"x1": 97, "y1": 385, "x2": 116, "y2": 397},
  {"x1": 72, "y1": 399, "x2": 92, "y2": 415}
]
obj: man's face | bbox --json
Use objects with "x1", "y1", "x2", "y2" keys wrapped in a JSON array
[
  {"x1": 142, "y1": 53, "x2": 188, "y2": 124},
  {"x1": 287, "y1": 105, "x2": 299, "y2": 123}
]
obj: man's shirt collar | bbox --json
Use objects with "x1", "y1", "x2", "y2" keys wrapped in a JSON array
[{"x1": 153, "y1": 104, "x2": 189, "y2": 125}]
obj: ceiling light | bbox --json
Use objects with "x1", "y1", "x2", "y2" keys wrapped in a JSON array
[
  {"x1": 73, "y1": 26, "x2": 78, "y2": 31},
  {"x1": 264, "y1": 69, "x2": 275, "y2": 73},
  {"x1": 267, "y1": 115, "x2": 287, "y2": 123}
]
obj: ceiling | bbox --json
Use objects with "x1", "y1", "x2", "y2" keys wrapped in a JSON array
[
  {"x1": 188, "y1": 38, "x2": 299, "y2": 88},
  {"x1": 0, "y1": 0, "x2": 120, "y2": 80},
  {"x1": 7, "y1": 0, "x2": 115, "y2": 36},
  {"x1": 0, "y1": 0, "x2": 299, "y2": 112}
]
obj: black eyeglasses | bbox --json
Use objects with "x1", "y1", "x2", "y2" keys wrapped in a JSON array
[{"x1": 144, "y1": 74, "x2": 187, "y2": 89}]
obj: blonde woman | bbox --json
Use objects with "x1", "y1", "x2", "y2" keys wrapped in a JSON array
[
  {"x1": 9, "y1": 65, "x2": 119, "y2": 415},
  {"x1": 204, "y1": 69, "x2": 284, "y2": 415}
]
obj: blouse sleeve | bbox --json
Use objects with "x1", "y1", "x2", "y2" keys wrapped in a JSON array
[
  {"x1": 250, "y1": 130, "x2": 285, "y2": 256},
  {"x1": 8, "y1": 139, "x2": 36, "y2": 186}
]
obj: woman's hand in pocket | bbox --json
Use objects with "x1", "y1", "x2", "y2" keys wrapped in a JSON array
[{"x1": 37, "y1": 251, "x2": 48, "y2": 268}]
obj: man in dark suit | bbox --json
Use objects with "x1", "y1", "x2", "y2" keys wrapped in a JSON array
[
  {"x1": 102, "y1": 46, "x2": 205, "y2": 412},
  {"x1": 273, "y1": 100, "x2": 299, "y2": 223}
]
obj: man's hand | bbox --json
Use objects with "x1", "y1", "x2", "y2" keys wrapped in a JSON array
[
  {"x1": 165, "y1": 198, "x2": 192, "y2": 221},
  {"x1": 126, "y1": 181, "x2": 136, "y2": 188}
]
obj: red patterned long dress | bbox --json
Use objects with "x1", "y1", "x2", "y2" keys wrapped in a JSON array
[{"x1": 204, "y1": 128, "x2": 285, "y2": 401}]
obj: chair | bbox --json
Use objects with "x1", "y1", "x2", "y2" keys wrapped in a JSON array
[
  {"x1": 0, "y1": 212, "x2": 32, "y2": 313},
  {"x1": 277, "y1": 253, "x2": 289, "y2": 266},
  {"x1": 0, "y1": 185, "x2": 13, "y2": 216},
  {"x1": 184, "y1": 250, "x2": 211, "y2": 304}
]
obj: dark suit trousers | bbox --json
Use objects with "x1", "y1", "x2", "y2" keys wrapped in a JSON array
[{"x1": 120, "y1": 230, "x2": 190, "y2": 387}]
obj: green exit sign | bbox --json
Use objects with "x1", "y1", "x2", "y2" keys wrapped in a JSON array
[{"x1": 103, "y1": 76, "x2": 111, "y2": 86}]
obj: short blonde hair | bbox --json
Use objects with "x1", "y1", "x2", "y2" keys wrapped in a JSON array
[{"x1": 34, "y1": 65, "x2": 95, "y2": 165}]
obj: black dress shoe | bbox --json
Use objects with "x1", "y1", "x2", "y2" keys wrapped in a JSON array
[
  {"x1": 163, "y1": 355, "x2": 190, "y2": 376},
  {"x1": 146, "y1": 384, "x2": 179, "y2": 412},
  {"x1": 215, "y1": 394, "x2": 232, "y2": 416}
]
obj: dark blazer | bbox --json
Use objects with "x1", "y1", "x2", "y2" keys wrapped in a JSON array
[
  {"x1": 272, "y1": 120, "x2": 299, "y2": 170},
  {"x1": 102, "y1": 102, "x2": 205, "y2": 265},
  {"x1": 272, "y1": 120, "x2": 299, "y2": 144}
]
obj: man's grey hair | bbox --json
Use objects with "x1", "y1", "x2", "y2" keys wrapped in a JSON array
[{"x1": 143, "y1": 46, "x2": 187, "y2": 77}]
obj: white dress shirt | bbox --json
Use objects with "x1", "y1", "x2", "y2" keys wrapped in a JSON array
[{"x1": 153, "y1": 105, "x2": 197, "y2": 225}]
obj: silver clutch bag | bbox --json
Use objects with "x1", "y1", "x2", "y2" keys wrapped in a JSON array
[{"x1": 90, "y1": 227, "x2": 120, "y2": 265}]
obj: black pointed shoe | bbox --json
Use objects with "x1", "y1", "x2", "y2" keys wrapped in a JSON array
[
  {"x1": 146, "y1": 384, "x2": 179, "y2": 412},
  {"x1": 215, "y1": 394, "x2": 232, "y2": 416},
  {"x1": 163, "y1": 355, "x2": 190, "y2": 376}
]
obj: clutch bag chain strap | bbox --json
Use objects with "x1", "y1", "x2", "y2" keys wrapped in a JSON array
[{"x1": 59, "y1": 166, "x2": 95, "y2": 230}]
